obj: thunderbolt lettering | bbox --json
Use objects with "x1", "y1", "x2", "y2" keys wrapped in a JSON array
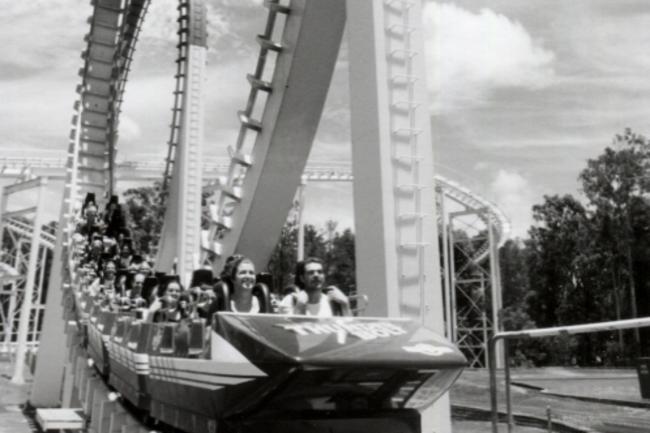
[{"x1": 277, "y1": 321, "x2": 407, "y2": 340}]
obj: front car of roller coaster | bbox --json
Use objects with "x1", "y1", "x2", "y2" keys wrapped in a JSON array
[{"x1": 20, "y1": 0, "x2": 520, "y2": 432}]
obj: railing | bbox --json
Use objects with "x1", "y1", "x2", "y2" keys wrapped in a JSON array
[{"x1": 488, "y1": 317, "x2": 650, "y2": 433}]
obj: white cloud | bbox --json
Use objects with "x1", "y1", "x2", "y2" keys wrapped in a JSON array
[
  {"x1": 473, "y1": 161, "x2": 490, "y2": 170},
  {"x1": 424, "y1": 2, "x2": 556, "y2": 112},
  {"x1": 489, "y1": 170, "x2": 535, "y2": 238}
]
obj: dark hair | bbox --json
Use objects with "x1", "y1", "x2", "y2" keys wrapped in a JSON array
[
  {"x1": 230, "y1": 257, "x2": 254, "y2": 282},
  {"x1": 161, "y1": 276, "x2": 183, "y2": 296},
  {"x1": 81, "y1": 193, "x2": 97, "y2": 214},
  {"x1": 221, "y1": 254, "x2": 255, "y2": 283},
  {"x1": 103, "y1": 260, "x2": 116, "y2": 273},
  {"x1": 294, "y1": 257, "x2": 324, "y2": 288},
  {"x1": 220, "y1": 254, "x2": 244, "y2": 283}
]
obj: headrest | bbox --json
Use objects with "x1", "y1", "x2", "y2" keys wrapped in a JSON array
[
  {"x1": 131, "y1": 254, "x2": 144, "y2": 264},
  {"x1": 256, "y1": 272, "x2": 274, "y2": 290},
  {"x1": 160, "y1": 274, "x2": 181, "y2": 289},
  {"x1": 101, "y1": 252, "x2": 115, "y2": 262},
  {"x1": 190, "y1": 269, "x2": 214, "y2": 287},
  {"x1": 142, "y1": 276, "x2": 159, "y2": 300},
  {"x1": 83, "y1": 192, "x2": 96, "y2": 206},
  {"x1": 154, "y1": 272, "x2": 167, "y2": 286}
]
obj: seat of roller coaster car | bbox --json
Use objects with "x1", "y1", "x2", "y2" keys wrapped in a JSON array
[
  {"x1": 211, "y1": 280, "x2": 271, "y2": 313},
  {"x1": 190, "y1": 268, "x2": 214, "y2": 288},
  {"x1": 252, "y1": 282, "x2": 271, "y2": 313}
]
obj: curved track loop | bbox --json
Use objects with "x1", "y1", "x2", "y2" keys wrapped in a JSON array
[
  {"x1": 202, "y1": 0, "x2": 293, "y2": 264},
  {"x1": 435, "y1": 176, "x2": 510, "y2": 262},
  {"x1": 63, "y1": 0, "x2": 150, "y2": 252},
  {"x1": 204, "y1": 0, "x2": 347, "y2": 271},
  {"x1": 32, "y1": 0, "x2": 152, "y2": 405},
  {"x1": 159, "y1": 0, "x2": 200, "y2": 202},
  {"x1": 154, "y1": 0, "x2": 207, "y2": 276}
]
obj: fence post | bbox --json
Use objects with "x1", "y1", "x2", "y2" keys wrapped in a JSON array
[{"x1": 489, "y1": 336, "x2": 500, "y2": 433}]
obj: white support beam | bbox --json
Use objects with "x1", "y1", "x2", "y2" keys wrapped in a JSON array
[
  {"x1": 156, "y1": 0, "x2": 207, "y2": 282},
  {"x1": 347, "y1": 1, "x2": 451, "y2": 432},
  {"x1": 11, "y1": 179, "x2": 46, "y2": 384},
  {"x1": 2, "y1": 240, "x2": 23, "y2": 351},
  {"x1": 2, "y1": 207, "x2": 38, "y2": 220},
  {"x1": 211, "y1": 0, "x2": 347, "y2": 270},
  {"x1": 3, "y1": 177, "x2": 46, "y2": 196}
]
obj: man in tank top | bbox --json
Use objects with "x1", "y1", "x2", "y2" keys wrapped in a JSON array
[{"x1": 280, "y1": 257, "x2": 351, "y2": 317}]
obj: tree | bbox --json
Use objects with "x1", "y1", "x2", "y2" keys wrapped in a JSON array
[
  {"x1": 526, "y1": 194, "x2": 588, "y2": 328},
  {"x1": 122, "y1": 182, "x2": 164, "y2": 254},
  {"x1": 326, "y1": 228, "x2": 356, "y2": 294},
  {"x1": 266, "y1": 221, "x2": 356, "y2": 293},
  {"x1": 499, "y1": 239, "x2": 530, "y2": 310},
  {"x1": 579, "y1": 129, "x2": 650, "y2": 347},
  {"x1": 500, "y1": 129, "x2": 650, "y2": 364}
]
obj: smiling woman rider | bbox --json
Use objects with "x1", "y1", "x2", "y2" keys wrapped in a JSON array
[{"x1": 226, "y1": 255, "x2": 260, "y2": 313}]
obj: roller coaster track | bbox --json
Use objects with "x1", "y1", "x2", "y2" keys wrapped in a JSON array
[
  {"x1": 159, "y1": 0, "x2": 204, "y2": 201},
  {"x1": 62, "y1": 0, "x2": 150, "y2": 251},
  {"x1": 155, "y1": 0, "x2": 207, "y2": 277},
  {"x1": 32, "y1": 1, "x2": 497, "y2": 422},
  {"x1": 3, "y1": 218, "x2": 55, "y2": 250},
  {"x1": 0, "y1": 156, "x2": 510, "y2": 260},
  {"x1": 202, "y1": 0, "x2": 347, "y2": 271},
  {"x1": 435, "y1": 176, "x2": 510, "y2": 261},
  {"x1": 32, "y1": 0, "x2": 154, "y2": 405}
]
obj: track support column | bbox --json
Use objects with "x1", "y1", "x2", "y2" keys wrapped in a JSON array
[
  {"x1": 347, "y1": 1, "x2": 451, "y2": 432},
  {"x1": 156, "y1": 0, "x2": 207, "y2": 283}
]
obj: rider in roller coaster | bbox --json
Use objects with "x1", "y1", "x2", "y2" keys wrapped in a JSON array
[
  {"x1": 279, "y1": 257, "x2": 351, "y2": 317},
  {"x1": 72, "y1": 192, "x2": 352, "y2": 327}
]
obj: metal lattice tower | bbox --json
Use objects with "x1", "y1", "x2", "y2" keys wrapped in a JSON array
[
  {"x1": 445, "y1": 208, "x2": 503, "y2": 368},
  {"x1": 0, "y1": 177, "x2": 53, "y2": 383}
]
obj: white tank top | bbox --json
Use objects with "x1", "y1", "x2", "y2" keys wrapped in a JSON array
[
  {"x1": 305, "y1": 295, "x2": 332, "y2": 317},
  {"x1": 230, "y1": 296, "x2": 260, "y2": 313}
]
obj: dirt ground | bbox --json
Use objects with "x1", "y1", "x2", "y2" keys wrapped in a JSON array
[
  {"x1": 0, "y1": 354, "x2": 33, "y2": 433},
  {"x1": 450, "y1": 368, "x2": 650, "y2": 432}
]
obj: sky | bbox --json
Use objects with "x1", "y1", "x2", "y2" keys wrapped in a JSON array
[{"x1": 2, "y1": 0, "x2": 650, "y2": 238}]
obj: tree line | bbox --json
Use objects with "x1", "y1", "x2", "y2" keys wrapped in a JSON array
[{"x1": 501, "y1": 129, "x2": 650, "y2": 366}]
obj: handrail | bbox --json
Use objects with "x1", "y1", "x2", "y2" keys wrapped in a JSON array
[{"x1": 488, "y1": 317, "x2": 650, "y2": 433}]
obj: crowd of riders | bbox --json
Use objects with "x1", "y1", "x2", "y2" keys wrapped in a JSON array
[{"x1": 70, "y1": 193, "x2": 352, "y2": 325}]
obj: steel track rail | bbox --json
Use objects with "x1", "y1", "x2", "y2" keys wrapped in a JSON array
[
  {"x1": 202, "y1": 169, "x2": 510, "y2": 263},
  {"x1": 159, "y1": 0, "x2": 192, "y2": 204},
  {"x1": 153, "y1": 0, "x2": 207, "y2": 275},
  {"x1": 108, "y1": 0, "x2": 152, "y2": 191},
  {"x1": 32, "y1": 0, "x2": 153, "y2": 406},
  {"x1": 43, "y1": 0, "x2": 206, "y2": 426},
  {"x1": 435, "y1": 176, "x2": 511, "y2": 261},
  {"x1": 202, "y1": 0, "x2": 291, "y2": 263},
  {"x1": 203, "y1": 0, "x2": 348, "y2": 270},
  {"x1": 63, "y1": 0, "x2": 149, "y2": 254},
  {"x1": 3, "y1": 218, "x2": 55, "y2": 250},
  {"x1": 0, "y1": 157, "x2": 509, "y2": 258}
]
